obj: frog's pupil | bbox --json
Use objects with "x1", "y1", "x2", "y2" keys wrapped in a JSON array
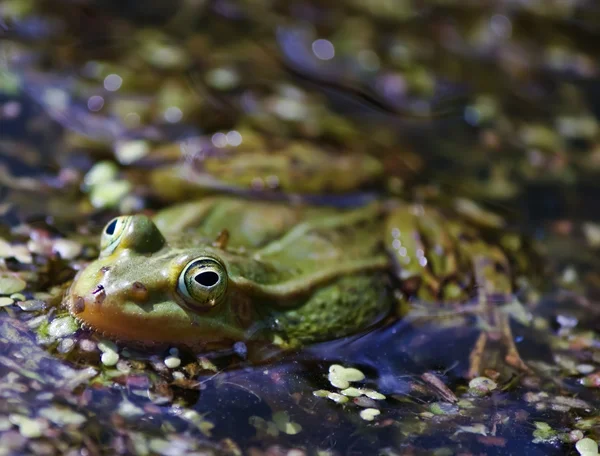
[
  {"x1": 194, "y1": 271, "x2": 219, "y2": 287},
  {"x1": 106, "y1": 219, "x2": 118, "y2": 235}
]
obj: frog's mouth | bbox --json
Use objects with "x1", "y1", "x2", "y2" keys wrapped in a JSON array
[{"x1": 66, "y1": 293, "x2": 248, "y2": 348}]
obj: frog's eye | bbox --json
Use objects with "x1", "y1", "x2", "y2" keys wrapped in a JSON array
[
  {"x1": 100, "y1": 216, "x2": 130, "y2": 255},
  {"x1": 178, "y1": 257, "x2": 228, "y2": 309}
]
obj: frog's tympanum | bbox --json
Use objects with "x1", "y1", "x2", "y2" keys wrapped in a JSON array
[{"x1": 66, "y1": 196, "x2": 537, "y2": 376}]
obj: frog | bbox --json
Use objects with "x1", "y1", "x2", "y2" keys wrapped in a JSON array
[
  {"x1": 145, "y1": 139, "x2": 384, "y2": 202},
  {"x1": 66, "y1": 197, "x2": 391, "y2": 352},
  {"x1": 127, "y1": 129, "x2": 389, "y2": 203},
  {"x1": 65, "y1": 195, "x2": 539, "y2": 377}
]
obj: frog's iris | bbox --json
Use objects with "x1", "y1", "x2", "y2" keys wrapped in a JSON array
[
  {"x1": 178, "y1": 257, "x2": 228, "y2": 309},
  {"x1": 100, "y1": 216, "x2": 131, "y2": 255}
]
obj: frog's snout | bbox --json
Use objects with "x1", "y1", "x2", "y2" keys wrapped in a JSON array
[
  {"x1": 68, "y1": 283, "x2": 106, "y2": 314},
  {"x1": 69, "y1": 279, "x2": 149, "y2": 316},
  {"x1": 92, "y1": 284, "x2": 106, "y2": 304}
]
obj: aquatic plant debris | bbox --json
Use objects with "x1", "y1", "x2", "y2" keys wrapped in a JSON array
[
  {"x1": 98, "y1": 339, "x2": 120, "y2": 366},
  {"x1": 38, "y1": 406, "x2": 86, "y2": 427},
  {"x1": 327, "y1": 364, "x2": 366, "y2": 389},
  {"x1": 115, "y1": 140, "x2": 150, "y2": 165},
  {"x1": 47, "y1": 316, "x2": 78, "y2": 338},
  {"x1": 272, "y1": 411, "x2": 302, "y2": 435},
  {"x1": 0, "y1": 273, "x2": 26, "y2": 295},
  {"x1": 532, "y1": 422, "x2": 558, "y2": 444},
  {"x1": 581, "y1": 372, "x2": 600, "y2": 388},
  {"x1": 164, "y1": 347, "x2": 182, "y2": 368},
  {"x1": 249, "y1": 411, "x2": 302, "y2": 437},
  {"x1": 339, "y1": 387, "x2": 386, "y2": 400},
  {"x1": 52, "y1": 239, "x2": 82, "y2": 260},
  {"x1": 313, "y1": 390, "x2": 349, "y2": 404},
  {"x1": 576, "y1": 438, "x2": 600, "y2": 456},
  {"x1": 83, "y1": 160, "x2": 132, "y2": 209},
  {"x1": 181, "y1": 410, "x2": 215, "y2": 437},
  {"x1": 9, "y1": 415, "x2": 48, "y2": 438},
  {"x1": 0, "y1": 297, "x2": 14, "y2": 307},
  {"x1": 468, "y1": 376, "x2": 497, "y2": 397},
  {"x1": 359, "y1": 408, "x2": 380, "y2": 421},
  {"x1": 429, "y1": 402, "x2": 459, "y2": 416},
  {"x1": 454, "y1": 424, "x2": 488, "y2": 437},
  {"x1": 314, "y1": 364, "x2": 386, "y2": 422}
]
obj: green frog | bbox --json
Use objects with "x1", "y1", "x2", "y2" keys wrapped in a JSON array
[
  {"x1": 65, "y1": 196, "x2": 537, "y2": 376},
  {"x1": 67, "y1": 197, "x2": 389, "y2": 350},
  {"x1": 141, "y1": 136, "x2": 386, "y2": 202}
]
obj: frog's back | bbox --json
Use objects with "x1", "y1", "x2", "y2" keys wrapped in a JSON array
[{"x1": 153, "y1": 197, "x2": 323, "y2": 248}]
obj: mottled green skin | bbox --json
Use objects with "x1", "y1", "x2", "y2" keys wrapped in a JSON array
[
  {"x1": 270, "y1": 275, "x2": 389, "y2": 346},
  {"x1": 66, "y1": 197, "x2": 390, "y2": 349},
  {"x1": 146, "y1": 139, "x2": 384, "y2": 201}
]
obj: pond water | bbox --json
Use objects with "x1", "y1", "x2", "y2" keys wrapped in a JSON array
[{"x1": 2, "y1": 1, "x2": 600, "y2": 455}]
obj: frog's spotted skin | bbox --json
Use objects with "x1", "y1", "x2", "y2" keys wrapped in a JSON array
[
  {"x1": 146, "y1": 139, "x2": 384, "y2": 202},
  {"x1": 66, "y1": 196, "x2": 538, "y2": 376},
  {"x1": 65, "y1": 197, "x2": 391, "y2": 349}
]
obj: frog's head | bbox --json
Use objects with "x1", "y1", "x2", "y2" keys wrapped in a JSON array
[{"x1": 65, "y1": 215, "x2": 255, "y2": 347}]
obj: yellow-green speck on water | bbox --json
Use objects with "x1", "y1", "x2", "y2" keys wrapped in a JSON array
[{"x1": 0, "y1": 273, "x2": 26, "y2": 295}]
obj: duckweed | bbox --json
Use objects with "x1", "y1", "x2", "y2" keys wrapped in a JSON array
[
  {"x1": 38, "y1": 407, "x2": 86, "y2": 426},
  {"x1": 359, "y1": 408, "x2": 380, "y2": 421},
  {"x1": 83, "y1": 161, "x2": 119, "y2": 189},
  {"x1": 532, "y1": 422, "x2": 558, "y2": 444},
  {"x1": 115, "y1": 140, "x2": 150, "y2": 165},
  {"x1": 98, "y1": 340, "x2": 119, "y2": 366},
  {"x1": 468, "y1": 376, "x2": 497, "y2": 396},
  {"x1": 576, "y1": 438, "x2": 599, "y2": 456},
  {"x1": 10, "y1": 415, "x2": 47, "y2": 439},
  {"x1": 164, "y1": 356, "x2": 181, "y2": 369},
  {"x1": 0, "y1": 297, "x2": 14, "y2": 307},
  {"x1": 89, "y1": 180, "x2": 132, "y2": 209},
  {"x1": 181, "y1": 410, "x2": 215, "y2": 437},
  {"x1": 16, "y1": 300, "x2": 45, "y2": 312},
  {"x1": 47, "y1": 316, "x2": 78, "y2": 338},
  {"x1": 100, "y1": 352, "x2": 119, "y2": 366},
  {"x1": 0, "y1": 274, "x2": 26, "y2": 295},
  {"x1": 272, "y1": 411, "x2": 302, "y2": 435},
  {"x1": 52, "y1": 239, "x2": 82, "y2": 260},
  {"x1": 328, "y1": 364, "x2": 365, "y2": 389},
  {"x1": 340, "y1": 387, "x2": 362, "y2": 397}
]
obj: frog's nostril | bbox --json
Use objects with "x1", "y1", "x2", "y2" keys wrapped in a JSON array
[
  {"x1": 72, "y1": 296, "x2": 85, "y2": 314},
  {"x1": 130, "y1": 281, "x2": 149, "y2": 302},
  {"x1": 93, "y1": 285, "x2": 106, "y2": 305}
]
